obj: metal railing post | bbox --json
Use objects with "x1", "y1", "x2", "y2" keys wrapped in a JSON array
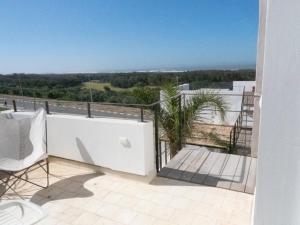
[
  {"x1": 164, "y1": 141, "x2": 167, "y2": 165},
  {"x1": 87, "y1": 102, "x2": 92, "y2": 118},
  {"x1": 233, "y1": 124, "x2": 236, "y2": 148},
  {"x1": 178, "y1": 95, "x2": 182, "y2": 150},
  {"x1": 229, "y1": 131, "x2": 232, "y2": 152},
  {"x1": 45, "y1": 101, "x2": 50, "y2": 114},
  {"x1": 12, "y1": 100, "x2": 17, "y2": 112},
  {"x1": 154, "y1": 104, "x2": 160, "y2": 172},
  {"x1": 140, "y1": 107, "x2": 144, "y2": 122},
  {"x1": 33, "y1": 97, "x2": 36, "y2": 111}
]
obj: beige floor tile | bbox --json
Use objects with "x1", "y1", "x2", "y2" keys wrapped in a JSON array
[
  {"x1": 152, "y1": 219, "x2": 174, "y2": 225},
  {"x1": 96, "y1": 217, "x2": 124, "y2": 225},
  {"x1": 189, "y1": 201, "x2": 216, "y2": 218},
  {"x1": 103, "y1": 192, "x2": 124, "y2": 204},
  {"x1": 73, "y1": 212, "x2": 102, "y2": 225},
  {"x1": 133, "y1": 199, "x2": 156, "y2": 215},
  {"x1": 191, "y1": 215, "x2": 217, "y2": 225},
  {"x1": 169, "y1": 196, "x2": 193, "y2": 210},
  {"x1": 93, "y1": 188, "x2": 110, "y2": 200},
  {"x1": 183, "y1": 189, "x2": 205, "y2": 201},
  {"x1": 113, "y1": 207, "x2": 137, "y2": 224},
  {"x1": 169, "y1": 209, "x2": 197, "y2": 225},
  {"x1": 36, "y1": 217, "x2": 60, "y2": 225},
  {"x1": 55, "y1": 206, "x2": 83, "y2": 224},
  {"x1": 115, "y1": 194, "x2": 138, "y2": 208},
  {"x1": 130, "y1": 213, "x2": 155, "y2": 225},
  {"x1": 82, "y1": 198, "x2": 105, "y2": 213},
  {"x1": 96, "y1": 203, "x2": 120, "y2": 220},
  {"x1": 228, "y1": 211, "x2": 252, "y2": 225},
  {"x1": 150, "y1": 192, "x2": 173, "y2": 206},
  {"x1": 148, "y1": 204, "x2": 175, "y2": 220}
]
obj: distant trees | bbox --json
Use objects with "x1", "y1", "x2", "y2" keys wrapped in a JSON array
[
  {"x1": 104, "y1": 86, "x2": 111, "y2": 91},
  {"x1": 0, "y1": 69, "x2": 255, "y2": 104},
  {"x1": 132, "y1": 87, "x2": 160, "y2": 105}
]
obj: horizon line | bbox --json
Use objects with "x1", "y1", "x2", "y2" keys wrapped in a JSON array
[{"x1": 0, "y1": 65, "x2": 256, "y2": 75}]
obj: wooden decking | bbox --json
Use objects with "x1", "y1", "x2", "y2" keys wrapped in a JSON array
[{"x1": 158, "y1": 145, "x2": 257, "y2": 194}]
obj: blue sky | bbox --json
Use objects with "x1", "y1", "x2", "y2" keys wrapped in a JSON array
[{"x1": 0, "y1": 0, "x2": 258, "y2": 74}]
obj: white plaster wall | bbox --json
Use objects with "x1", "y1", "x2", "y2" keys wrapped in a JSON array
[
  {"x1": 160, "y1": 84, "x2": 247, "y2": 126},
  {"x1": 2, "y1": 112, "x2": 155, "y2": 176},
  {"x1": 178, "y1": 83, "x2": 190, "y2": 91},
  {"x1": 253, "y1": 0, "x2": 300, "y2": 224},
  {"x1": 233, "y1": 81, "x2": 256, "y2": 92},
  {"x1": 181, "y1": 89, "x2": 243, "y2": 125},
  {"x1": 47, "y1": 115, "x2": 155, "y2": 176}
]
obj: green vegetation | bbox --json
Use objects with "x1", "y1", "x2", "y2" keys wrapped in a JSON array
[
  {"x1": 0, "y1": 70, "x2": 255, "y2": 104},
  {"x1": 83, "y1": 81, "x2": 135, "y2": 92},
  {"x1": 159, "y1": 84, "x2": 227, "y2": 157}
]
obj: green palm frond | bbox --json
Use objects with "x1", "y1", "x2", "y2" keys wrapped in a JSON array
[
  {"x1": 183, "y1": 91, "x2": 228, "y2": 137},
  {"x1": 158, "y1": 84, "x2": 227, "y2": 157}
]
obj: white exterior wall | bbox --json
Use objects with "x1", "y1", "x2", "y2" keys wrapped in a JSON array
[
  {"x1": 253, "y1": 0, "x2": 300, "y2": 224},
  {"x1": 233, "y1": 81, "x2": 256, "y2": 92},
  {"x1": 160, "y1": 82, "x2": 253, "y2": 126},
  {"x1": 177, "y1": 83, "x2": 190, "y2": 91},
  {"x1": 3, "y1": 112, "x2": 155, "y2": 176},
  {"x1": 181, "y1": 89, "x2": 243, "y2": 126},
  {"x1": 47, "y1": 115, "x2": 155, "y2": 176}
]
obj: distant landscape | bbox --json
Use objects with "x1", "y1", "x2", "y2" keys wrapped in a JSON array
[{"x1": 0, "y1": 70, "x2": 255, "y2": 104}]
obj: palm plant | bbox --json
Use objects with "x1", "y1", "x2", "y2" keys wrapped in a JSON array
[{"x1": 159, "y1": 84, "x2": 227, "y2": 158}]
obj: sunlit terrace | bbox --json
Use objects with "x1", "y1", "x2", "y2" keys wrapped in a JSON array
[
  {"x1": 0, "y1": 98, "x2": 255, "y2": 225},
  {"x1": 1, "y1": 158, "x2": 253, "y2": 225}
]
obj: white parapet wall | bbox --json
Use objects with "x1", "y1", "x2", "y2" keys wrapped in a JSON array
[
  {"x1": 181, "y1": 89, "x2": 243, "y2": 126},
  {"x1": 2, "y1": 111, "x2": 155, "y2": 176},
  {"x1": 160, "y1": 83, "x2": 253, "y2": 126},
  {"x1": 47, "y1": 115, "x2": 155, "y2": 176},
  {"x1": 233, "y1": 81, "x2": 256, "y2": 92}
]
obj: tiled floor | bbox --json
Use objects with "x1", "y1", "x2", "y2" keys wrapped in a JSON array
[{"x1": 0, "y1": 158, "x2": 254, "y2": 225}]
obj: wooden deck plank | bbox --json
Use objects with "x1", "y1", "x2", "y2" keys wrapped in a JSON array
[
  {"x1": 168, "y1": 150, "x2": 202, "y2": 179},
  {"x1": 245, "y1": 158, "x2": 257, "y2": 194},
  {"x1": 158, "y1": 145, "x2": 256, "y2": 194},
  {"x1": 230, "y1": 156, "x2": 252, "y2": 192},
  {"x1": 177, "y1": 150, "x2": 202, "y2": 171},
  {"x1": 180, "y1": 149, "x2": 208, "y2": 182},
  {"x1": 191, "y1": 151, "x2": 220, "y2": 184},
  {"x1": 204, "y1": 152, "x2": 229, "y2": 187},
  {"x1": 158, "y1": 149, "x2": 191, "y2": 177},
  {"x1": 217, "y1": 154, "x2": 241, "y2": 189},
  {"x1": 162, "y1": 149, "x2": 194, "y2": 179}
]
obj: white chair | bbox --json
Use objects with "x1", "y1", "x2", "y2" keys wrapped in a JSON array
[
  {"x1": 0, "y1": 200, "x2": 47, "y2": 225},
  {"x1": 0, "y1": 108, "x2": 49, "y2": 198}
]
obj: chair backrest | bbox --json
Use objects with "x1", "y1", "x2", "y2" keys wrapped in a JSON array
[
  {"x1": 0, "y1": 109, "x2": 46, "y2": 167},
  {"x1": 23, "y1": 108, "x2": 47, "y2": 167},
  {"x1": 0, "y1": 113, "x2": 20, "y2": 159}
]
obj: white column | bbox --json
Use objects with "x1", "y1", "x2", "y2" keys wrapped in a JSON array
[
  {"x1": 253, "y1": 0, "x2": 300, "y2": 225},
  {"x1": 250, "y1": 0, "x2": 266, "y2": 158}
]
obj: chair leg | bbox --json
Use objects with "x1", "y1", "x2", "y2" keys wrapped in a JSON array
[
  {"x1": 0, "y1": 175, "x2": 11, "y2": 197},
  {"x1": 0, "y1": 160, "x2": 50, "y2": 199},
  {"x1": 46, "y1": 159, "x2": 49, "y2": 188},
  {"x1": 0, "y1": 174, "x2": 25, "y2": 199}
]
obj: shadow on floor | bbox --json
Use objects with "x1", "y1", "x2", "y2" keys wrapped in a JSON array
[
  {"x1": 152, "y1": 168, "x2": 236, "y2": 187},
  {"x1": 29, "y1": 172, "x2": 103, "y2": 205}
]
